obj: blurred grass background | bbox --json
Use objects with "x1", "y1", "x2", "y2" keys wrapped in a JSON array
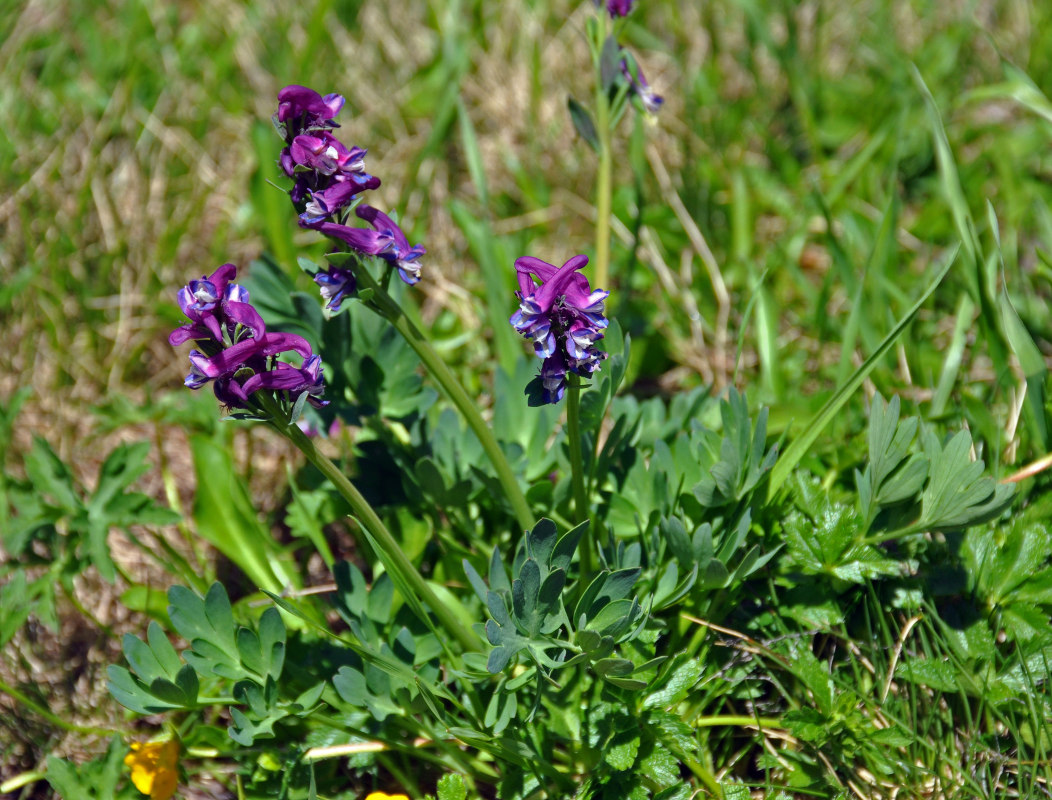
[{"x1": 3, "y1": 0, "x2": 1052, "y2": 792}]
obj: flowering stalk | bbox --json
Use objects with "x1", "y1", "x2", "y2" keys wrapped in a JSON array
[
  {"x1": 273, "y1": 85, "x2": 533, "y2": 533},
  {"x1": 565, "y1": 374, "x2": 594, "y2": 576},
  {"x1": 581, "y1": 4, "x2": 662, "y2": 291},
  {"x1": 351, "y1": 264, "x2": 535, "y2": 533},
  {"x1": 593, "y1": 15, "x2": 614, "y2": 293},
  {"x1": 261, "y1": 393, "x2": 480, "y2": 654}
]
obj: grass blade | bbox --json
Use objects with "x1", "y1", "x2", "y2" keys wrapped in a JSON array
[{"x1": 768, "y1": 245, "x2": 958, "y2": 499}]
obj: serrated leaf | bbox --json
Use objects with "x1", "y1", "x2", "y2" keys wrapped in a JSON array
[
  {"x1": 640, "y1": 743, "x2": 680, "y2": 789},
  {"x1": 25, "y1": 437, "x2": 80, "y2": 513},
  {"x1": 644, "y1": 658, "x2": 702, "y2": 709},
  {"x1": 603, "y1": 729, "x2": 640, "y2": 769},
  {"x1": 174, "y1": 664, "x2": 199, "y2": 704},
  {"x1": 895, "y1": 657, "x2": 958, "y2": 692},
  {"x1": 784, "y1": 641, "x2": 833, "y2": 715},
  {"x1": 106, "y1": 665, "x2": 186, "y2": 714},
  {"x1": 437, "y1": 773, "x2": 468, "y2": 800}
]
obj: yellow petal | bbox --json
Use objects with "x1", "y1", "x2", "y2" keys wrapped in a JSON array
[
  {"x1": 364, "y1": 793, "x2": 410, "y2": 800},
  {"x1": 124, "y1": 740, "x2": 179, "y2": 800}
]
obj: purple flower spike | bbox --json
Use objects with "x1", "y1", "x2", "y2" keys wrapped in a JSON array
[
  {"x1": 510, "y1": 255, "x2": 609, "y2": 405},
  {"x1": 171, "y1": 263, "x2": 328, "y2": 412}
]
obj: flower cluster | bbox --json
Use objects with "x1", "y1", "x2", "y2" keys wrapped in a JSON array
[
  {"x1": 274, "y1": 85, "x2": 426, "y2": 311},
  {"x1": 169, "y1": 263, "x2": 327, "y2": 411},
  {"x1": 274, "y1": 85, "x2": 380, "y2": 223},
  {"x1": 510, "y1": 255, "x2": 609, "y2": 404}
]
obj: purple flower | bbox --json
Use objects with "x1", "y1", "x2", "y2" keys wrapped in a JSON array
[
  {"x1": 275, "y1": 89, "x2": 381, "y2": 223},
  {"x1": 314, "y1": 266, "x2": 356, "y2": 313},
  {"x1": 621, "y1": 58, "x2": 663, "y2": 114},
  {"x1": 171, "y1": 263, "x2": 239, "y2": 345},
  {"x1": 510, "y1": 255, "x2": 609, "y2": 404},
  {"x1": 302, "y1": 175, "x2": 381, "y2": 223},
  {"x1": 170, "y1": 264, "x2": 328, "y2": 410},
  {"x1": 539, "y1": 353, "x2": 569, "y2": 404},
  {"x1": 275, "y1": 85, "x2": 344, "y2": 133},
  {"x1": 307, "y1": 205, "x2": 425, "y2": 286},
  {"x1": 286, "y1": 133, "x2": 365, "y2": 177},
  {"x1": 282, "y1": 132, "x2": 381, "y2": 222},
  {"x1": 605, "y1": 0, "x2": 635, "y2": 17}
]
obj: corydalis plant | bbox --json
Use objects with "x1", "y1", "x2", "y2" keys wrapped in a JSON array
[
  {"x1": 169, "y1": 263, "x2": 327, "y2": 413},
  {"x1": 511, "y1": 255, "x2": 609, "y2": 405}
]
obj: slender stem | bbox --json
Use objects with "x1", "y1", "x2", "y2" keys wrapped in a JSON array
[
  {"x1": 0, "y1": 678, "x2": 119, "y2": 736},
  {"x1": 593, "y1": 18, "x2": 614, "y2": 293},
  {"x1": 0, "y1": 771, "x2": 46, "y2": 794},
  {"x1": 566, "y1": 374, "x2": 594, "y2": 579},
  {"x1": 355, "y1": 266, "x2": 534, "y2": 533},
  {"x1": 265, "y1": 399, "x2": 479, "y2": 653},
  {"x1": 693, "y1": 715, "x2": 782, "y2": 729}
]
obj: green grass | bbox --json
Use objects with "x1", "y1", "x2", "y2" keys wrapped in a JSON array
[{"x1": 4, "y1": 0, "x2": 1052, "y2": 796}]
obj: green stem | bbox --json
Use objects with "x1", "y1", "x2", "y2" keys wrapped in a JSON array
[
  {"x1": 264, "y1": 400, "x2": 479, "y2": 653},
  {"x1": 0, "y1": 771, "x2": 46, "y2": 794},
  {"x1": 0, "y1": 678, "x2": 119, "y2": 736},
  {"x1": 693, "y1": 714, "x2": 782, "y2": 729},
  {"x1": 566, "y1": 374, "x2": 593, "y2": 578},
  {"x1": 593, "y1": 18, "x2": 613, "y2": 292},
  {"x1": 355, "y1": 266, "x2": 534, "y2": 533}
]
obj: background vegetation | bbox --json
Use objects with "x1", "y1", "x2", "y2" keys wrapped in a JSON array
[{"x1": 4, "y1": 0, "x2": 1052, "y2": 797}]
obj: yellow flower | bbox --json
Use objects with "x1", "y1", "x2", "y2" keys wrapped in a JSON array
[
  {"x1": 124, "y1": 740, "x2": 179, "y2": 800},
  {"x1": 364, "y1": 793, "x2": 410, "y2": 800}
]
